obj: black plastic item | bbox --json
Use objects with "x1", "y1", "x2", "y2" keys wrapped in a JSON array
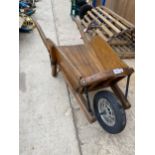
[
  {"x1": 93, "y1": 91, "x2": 126, "y2": 134},
  {"x1": 19, "y1": 27, "x2": 32, "y2": 33},
  {"x1": 76, "y1": 0, "x2": 87, "y2": 8},
  {"x1": 79, "y1": 4, "x2": 93, "y2": 19}
]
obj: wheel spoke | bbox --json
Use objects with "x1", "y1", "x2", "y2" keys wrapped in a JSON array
[{"x1": 99, "y1": 111, "x2": 106, "y2": 115}]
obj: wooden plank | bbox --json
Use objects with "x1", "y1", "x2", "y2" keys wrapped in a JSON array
[
  {"x1": 112, "y1": 45, "x2": 134, "y2": 59},
  {"x1": 105, "y1": 0, "x2": 115, "y2": 10},
  {"x1": 108, "y1": 0, "x2": 135, "y2": 24},
  {"x1": 124, "y1": 31, "x2": 135, "y2": 41},
  {"x1": 96, "y1": 7, "x2": 127, "y2": 30},
  {"x1": 111, "y1": 46, "x2": 123, "y2": 57},
  {"x1": 84, "y1": 15, "x2": 91, "y2": 23},
  {"x1": 124, "y1": 0, "x2": 135, "y2": 24},
  {"x1": 73, "y1": 18, "x2": 91, "y2": 43},
  {"x1": 110, "y1": 40, "x2": 130, "y2": 46},
  {"x1": 96, "y1": 29, "x2": 109, "y2": 41},
  {"x1": 123, "y1": 46, "x2": 132, "y2": 53},
  {"x1": 119, "y1": 33, "x2": 132, "y2": 42},
  {"x1": 117, "y1": 46, "x2": 125, "y2": 53},
  {"x1": 102, "y1": 6, "x2": 134, "y2": 28},
  {"x1": 92, "y1": 9, "x2": 121, "y2": 33},
  {"x1": 80, "y1": 71, "x2": 115, "y2": 87},
  {"x1": 81, "y1": 19, "x2": 88, "y2": 27},
  {"x1": 87, "y1": 11, "x2": 113, "y2": 37},
  {"x1": 120, "y1": 51, "x2": 135, "y2": 59}
]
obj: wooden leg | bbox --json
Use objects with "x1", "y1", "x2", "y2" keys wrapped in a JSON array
[
  {"x1": 52, "y1": 64, "x2": 57, "y2": 77},
  {"x1": 49, "y1": 55, "x2": 57, "y2": 77},
  {"x1": 111, "y1": 84, "x2": 131, "y2": 109}
]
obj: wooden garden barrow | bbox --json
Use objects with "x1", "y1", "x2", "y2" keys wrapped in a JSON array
[{"x1": 35, "y1": 20, "x2": 134, "y2": 134}]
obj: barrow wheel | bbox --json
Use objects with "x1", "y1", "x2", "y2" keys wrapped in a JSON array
[
  {"x1": 76, "y1": 0, "x2": 87, "y2": 8},
  {"x1": 93, "y1": 91, "x2": 126, "y2": 134},
  {"x1": 79, "y1": 4, "x2": 92, "y2": 19}
]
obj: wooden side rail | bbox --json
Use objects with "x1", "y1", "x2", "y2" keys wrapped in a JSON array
[
  {"x1": 33, "y1": 18, "x2": 55, "y2": 52},
  {"x1": 80, "y1": 67, "x2": 134, "y2": 87},
  {"x1": 33, "y1": 18, "x2": 58, "y2": 76}
]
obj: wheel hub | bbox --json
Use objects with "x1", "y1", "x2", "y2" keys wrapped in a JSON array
[{"x1": 98, "y1": 98, "x2": 116, "y2": 127}]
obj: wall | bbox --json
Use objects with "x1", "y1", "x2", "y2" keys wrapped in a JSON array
[{"x1": 96, "y1": 0, "x2": 135, "y2": 24}]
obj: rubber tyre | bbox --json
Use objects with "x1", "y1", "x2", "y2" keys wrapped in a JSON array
[
  {"x1": 79, "y1": 4, "x2": 92, "y2": 19},
  {"x1": 76, "y1": 0, "x2": 87, "y2": 8},
  {"x1": 94, "y1": 91, "x2": 126, "y2": 134}
]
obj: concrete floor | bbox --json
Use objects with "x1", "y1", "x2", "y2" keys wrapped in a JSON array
[{"x1": 19, "y1": 0, "x2": 135, "y2": 155}]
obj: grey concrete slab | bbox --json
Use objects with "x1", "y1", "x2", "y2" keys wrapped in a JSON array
[
  {"x1": 19, "y1": 32, "x2": 81, "y2": 155},
  {"x1": 34, "y1": 0, "x2": 57, "y2": 43},
  {"x1": 19, "y1": 0, "x2": 81, "y2": 155}
]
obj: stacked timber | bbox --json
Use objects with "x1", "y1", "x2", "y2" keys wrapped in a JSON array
[{"x1": 81, "y1": 6, "x2": 135, "y2": 59}]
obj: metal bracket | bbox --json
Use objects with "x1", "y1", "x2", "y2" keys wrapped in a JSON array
[
  {"x1": 84, "y1": 87, "x2": 92, "y2": 113},
  {"x1": 85, "y1": 20, "x2": 101, "y2": 32},
  {"x1": 125, "y1": 75, "x2": 131, "y2": 99},
  {"x1": 51, "y1": 60, "x2": 56, "y2": 65},
  {"x1": 49, "y1": 55, "x2": 56, "y2": 65}
]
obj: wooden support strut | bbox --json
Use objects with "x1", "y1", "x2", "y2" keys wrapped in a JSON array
[
  {"x1": 111, "y1": 68, "x2": 134, "y2": 109},
  {"x1": 111, "y1": 84, "x2": 131, "y2": 109},
  {"x1": 33, "y1": 18, "x2": 58, "y2": 76},
  {"x1": 62, "y1": 69, "x2": 96, "y2": 123}
]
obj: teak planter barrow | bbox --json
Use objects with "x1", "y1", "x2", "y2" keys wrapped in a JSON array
[{"x1": 35, "y1": 20, "x2": 134, "y2": 134}]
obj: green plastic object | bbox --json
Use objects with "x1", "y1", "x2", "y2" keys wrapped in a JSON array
[{"x1": 70, "y1": 0, "x2": 77, "y2": 16}]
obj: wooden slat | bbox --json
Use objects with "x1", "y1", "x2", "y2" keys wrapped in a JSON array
[
  {"x1": 92, "y1": 9, "x2": 121, "y2": 33},
  {"x1": 96, "y1": 29, "x2": 109, "y2": 41},
  {"x1": 84, "y1": 15, "x2": 91, "y2": 23},
  {"x1": 102, "y1": 6, "x2": 134, "y2": 28},
  {"x1": 119, "y1": 33, "x2": 132, "y2": 42},
  {"x1": 73, "y1": 18, "x2": 91, "y2": 43},
  {"x1": 81, "y1": 19, "x2": 88, "y2": 27},
  {"x1": 123, "y1": 46, "x2": 131, "y2": 53},
  {"x1": 110, "y1": 40, "x2": 130, "y2": 46},
  {"x1": 87, "y1": 11, "x2": 113, "y2": 37},
  {"x1": 96, "y1": 7, "x2": 127, "y2": 30},
  {"x1": 117, "y1": 46, "x2": 125, "y2": 53},
  {"x1": 112, "y1": 46, "x2": 122, "y2": 55}
]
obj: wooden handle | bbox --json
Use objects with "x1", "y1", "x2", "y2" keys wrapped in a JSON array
[{"x1": 32, "y1": 17, "x2": 55, "y2": 52}]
